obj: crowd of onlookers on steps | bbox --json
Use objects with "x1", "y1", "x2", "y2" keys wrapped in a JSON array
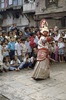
[{"x1": 0, "y1": 24, "x2": 66, "y2": 73}]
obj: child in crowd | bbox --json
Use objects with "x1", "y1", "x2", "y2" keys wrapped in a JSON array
[
  {"x1": 8, "y1": 37, "x2": 15, "y2": 60},
  {"x1": 58, "y1": 37, "x2": 65, "y2": 62},
  {"x1": 25, "y1": 37, "x2": 32, "y2": 57},
  {"x1": 49, "y1": 41, "x2": 56, "y2": 60},
  {"x1": 19, "y1": 31, "x2": 24, "y2": 38},
  {"x1": 15, "y1": 37, "x2": 22, "y2": 61},
  {"x1": 0, "y1": 55, "x2": 11, "y2": 72},
  {"x1": 17, "y1": 53, "x2": 35, "y2": 70},
  {"x1": 32, "y1": 47, "x2": 37, "y2": 60},
  {"x1": 10, "y1": 55, "x2": 21, "y2": 71},
  {"x1": 55, "y1": 41, "x2": 59, "y2": 62},
  {"x1": 2, "y1": 40, "x2": 9, "y2": 57},
  {"x1": 12, "y1": 30, "x2": 17, "y2": 40},
  {"x1": 20, "y1": 37, "x2": 28, "y2": 60},
  {"x1": 3, "y1": 56, "x2": 10, "y2": 67}
]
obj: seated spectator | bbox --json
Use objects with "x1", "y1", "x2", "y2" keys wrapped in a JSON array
[
  {"x1": 10, "y1": 55, "x2": 21, "y2": 71},
  {"x1": 17, "y1": 53, "x2": 35, "y2": 70},
  {"x1": 0, "y1": 56, "x2": 11, "y2": 72}
]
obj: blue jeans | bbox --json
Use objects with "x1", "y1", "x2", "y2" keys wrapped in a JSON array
[
  {"x1": 18, "y1": 62, "x2": 29, "y2": 69},
  {"x1": 9, "y1": 66, "x2": 16, "y2": 71}
]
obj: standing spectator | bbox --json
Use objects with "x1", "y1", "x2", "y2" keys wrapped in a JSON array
[
  {"x1": 12, "y1": 30, "x2": 17, "y2": 40},
  {"x1": 24, "y1": 27, "x2": 30, "y2": 37},
  {"x1": 19, "y1": 31, "x2": 24, "y2": 38},
  {"x1": 30, "y1": 33, "x2": 36, "y2": 49},
  {"x1": 15, "y1": 37, "x2": 22, "y2": 61},
  {"x1": 8, "y1": 37, "x2": 15, "y2": 60},
  {"x1": 50, "y1": 41, "x2": 56, "y2": 60},
  {"x1": 58, "y1": 37, "x2": 65, "y2": 62},
  {"x1": 20, "y1": 37, "x2": 28, "y2": 60},
  {"x1": 55, "y1": 41, "x2": 59, "y2": 62},
  {"x1": 25, "y1": 37, "x2": 32, "y2": 57}
]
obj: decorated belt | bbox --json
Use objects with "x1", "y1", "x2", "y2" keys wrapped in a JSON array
[{"x1": 37, "y1": 48, "x2": 49, "y2": 61}]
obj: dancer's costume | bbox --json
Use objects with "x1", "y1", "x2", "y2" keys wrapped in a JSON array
[{"x1": 32, "y1": 19, "x2": 51, "y2": 80}]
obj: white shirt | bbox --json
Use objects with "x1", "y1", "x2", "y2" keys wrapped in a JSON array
[
  {"x1": 54, "y1": 34, "x2": 60, "y2": 41},
  {"x1": 58, "y1": 42, "x2": 65, "y2": 49},
  {"x1": 15, "y1": 42, "x2": 22, "y2": 56},
  {"x1": 10, "y1": 60, "x2": 21, "y2": 65},
  {"x1": 25, "y1": 41, "x2": 32, "y2": 53},
  {"x1": 20, "y1": 43, "x2": 27, "y2": 53}
]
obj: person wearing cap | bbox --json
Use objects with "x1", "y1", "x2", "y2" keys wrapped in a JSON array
[{"x1": 32, "y1": 19, "x2": 52, "y2": 80}]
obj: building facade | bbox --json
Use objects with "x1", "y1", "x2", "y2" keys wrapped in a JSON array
[
  {"x1": 0, "y1": 0, "x2": 36, "y2": 30},
  {"x1": 35, "y1": 0, "x2": 66, "y2": 29}
]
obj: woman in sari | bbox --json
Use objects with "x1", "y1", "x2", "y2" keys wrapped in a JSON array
[{"x1": 32, "y1": 19, "x2": 52, "y2": 80}]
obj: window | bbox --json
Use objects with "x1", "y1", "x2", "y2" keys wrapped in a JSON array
[
  {"x1": 0, "y1": 0, "x2": 4, "y2": 8},
  {"x1": 46, "y1": 0, "x2": 58, "y2": 7},
  {"x1": 8, "y1": 0, "x2": 13, "y2": 5},
  {"x1": 61, "y1": 17, "x2": 66, "y2": 28},
  {"x1": 13, "y1": 0, "x2": 18, "y2": 6},
  {"x1": 18, "y1": 0, "x2": 23, "y2": 5},
  {"x1": 13, "y1": 0, "x2": 22, "y2": 6}
]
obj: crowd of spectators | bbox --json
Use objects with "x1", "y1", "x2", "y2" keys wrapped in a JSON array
[{"x1": 0, "y1": 24, "x2": 66, "y2": 73}]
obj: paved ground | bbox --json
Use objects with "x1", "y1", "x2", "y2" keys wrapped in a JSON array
[{"x1": 0, "y1": 63, "x2": 66, "y2": 100}]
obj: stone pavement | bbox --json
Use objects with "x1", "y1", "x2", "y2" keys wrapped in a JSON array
[{"x1": 0, "y1": 63, "x2": 66, "y2": 100}]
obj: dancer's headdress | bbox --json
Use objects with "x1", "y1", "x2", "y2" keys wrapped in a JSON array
[{"x1": 40, "y1": 19, "x2": 49, "y2": 35}]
